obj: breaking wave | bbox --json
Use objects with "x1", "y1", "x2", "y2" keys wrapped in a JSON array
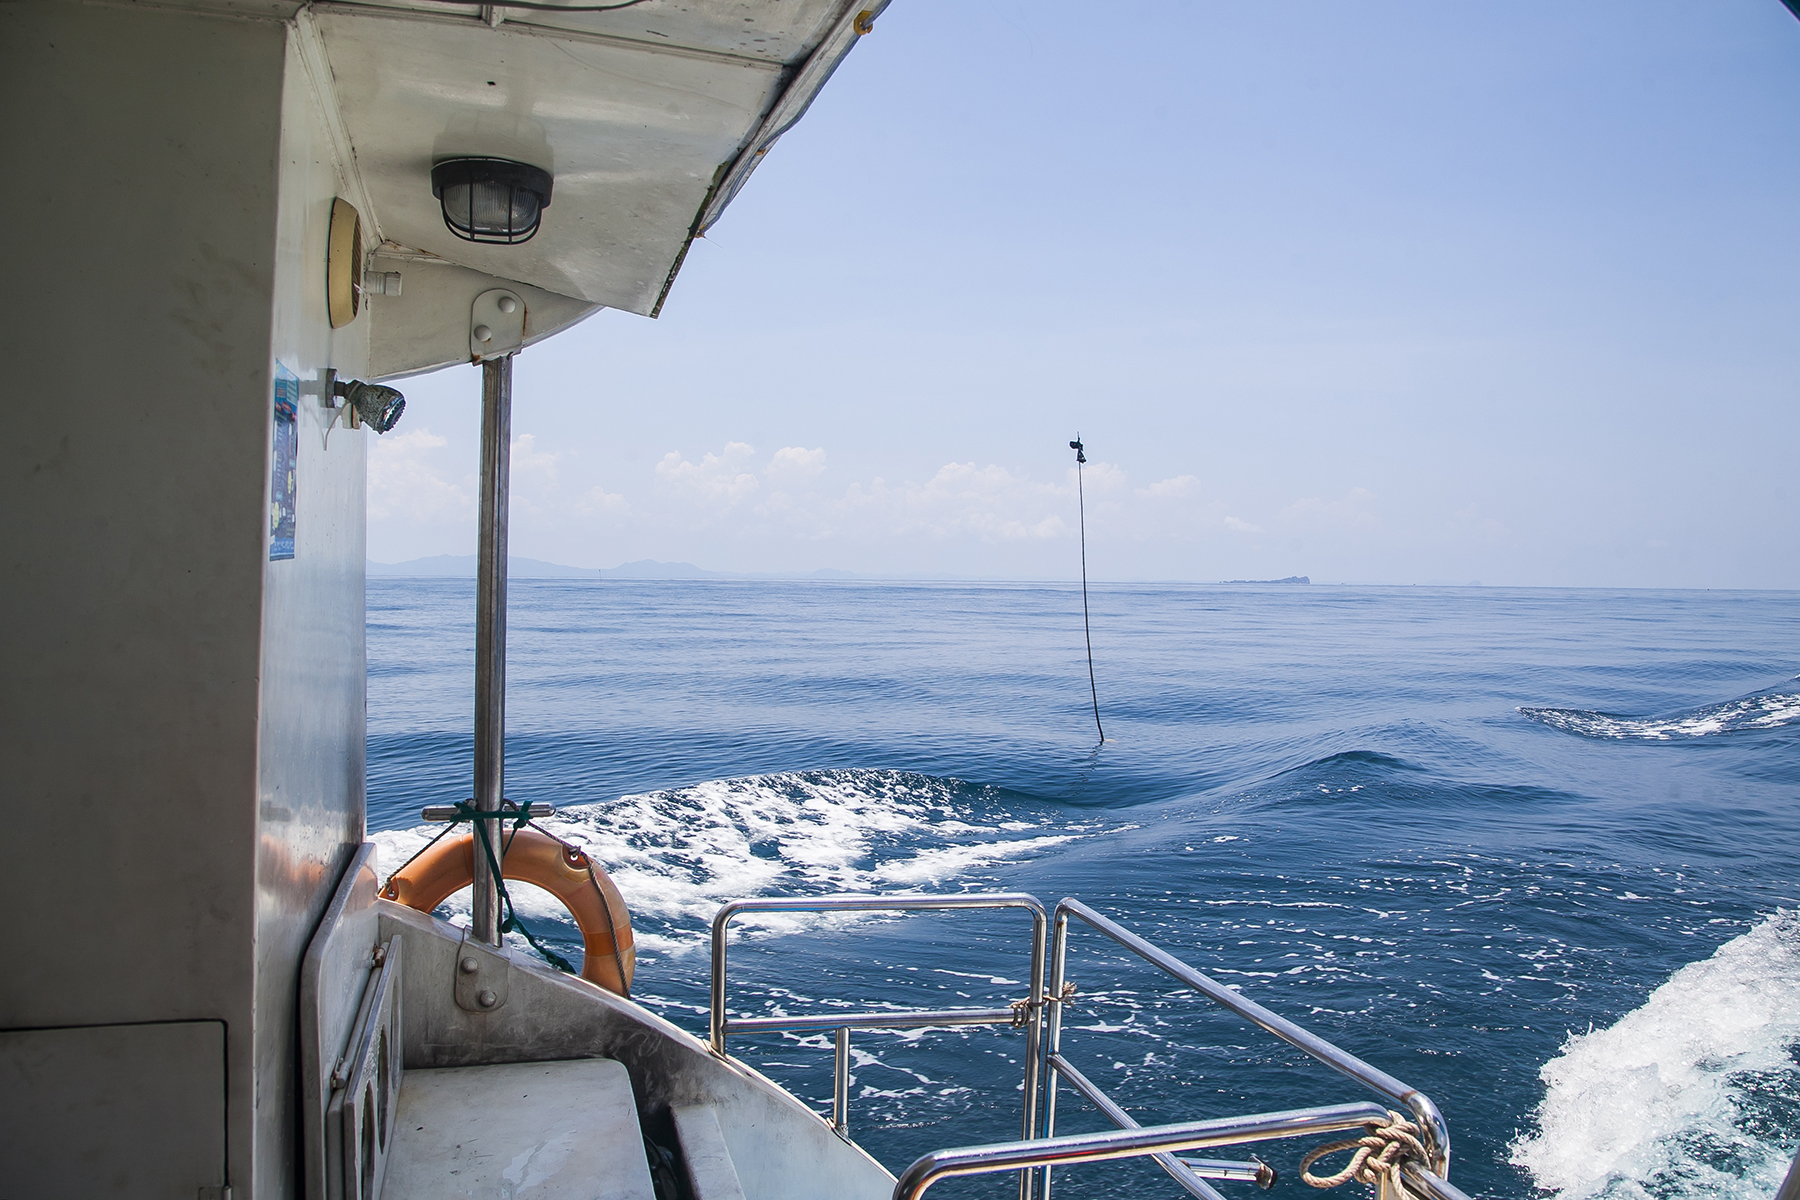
[
  {"x1": 1511, "y1": 911, "x2": 1800, "y2": 1199},
  {"x1": 372, "y1": 768, "x2": 1103, "y2": 954},
  {"x1": 1519, "y1": 680, "x2": 1800, "y2": 740}
]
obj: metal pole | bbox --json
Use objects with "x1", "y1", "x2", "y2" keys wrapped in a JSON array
[
  {"x1": 833, "y1": 1027, "x2": 850, "y2": 1135},
  {"x1": 1775, "y1": 1148, "x2": 1800, "y2": 1200},
  {"x1": 1040, "y1": 909, "x2": 1070, "y2": 1200},
  {"x1": 1018, "y1": 907, "x2": 1047, "y2": 1200},
  {"x1": 892, "y1": 1102, "x2": 1407, "y2": 1200},
  {"x1": 472, "y1": 354, "x2": 512, "y2": 947}
]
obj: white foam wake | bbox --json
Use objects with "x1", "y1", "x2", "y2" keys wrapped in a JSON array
[
  {"x1": 1520, "y1": 681, "x2": 1800, "y2": 740},
  {"x1": 1511, "y1": 911, "x2": 1800, "y2": 1199},
  {"x1": 372, "y1": 768, "x2": 1095, "y2": 954}
]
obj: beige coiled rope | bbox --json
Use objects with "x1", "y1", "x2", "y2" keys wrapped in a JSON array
[{"x1": 1299, "y1": 1110, "x2": 1429, "y2": 1198}]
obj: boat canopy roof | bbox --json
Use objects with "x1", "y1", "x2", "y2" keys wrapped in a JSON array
[{"x1": 282, "y1": 0, "x2": 885, "y2": 371}]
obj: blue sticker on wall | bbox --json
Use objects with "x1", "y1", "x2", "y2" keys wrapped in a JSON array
[{"x1": 270, "y1": 363, "x2": 299, "y2": 561}]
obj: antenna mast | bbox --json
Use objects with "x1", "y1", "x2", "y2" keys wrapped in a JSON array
[{"x1": 1070, "y1": 436, "x2": 1104, "y2": 742}]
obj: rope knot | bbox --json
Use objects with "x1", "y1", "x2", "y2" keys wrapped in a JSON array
[{"x1": 1299, "y1": 1111, "x2": 1428, "y2": 1196}]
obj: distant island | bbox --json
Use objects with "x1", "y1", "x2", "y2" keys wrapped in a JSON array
[{"x1": 1219, "y1": 576, "x2": 1310, "y2": 585}]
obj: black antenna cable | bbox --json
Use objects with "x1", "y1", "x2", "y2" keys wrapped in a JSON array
[{"x1": 1070, "y1": 436, "x2": 1104, "y2": 742}]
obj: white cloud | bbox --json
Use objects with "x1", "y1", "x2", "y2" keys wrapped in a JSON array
[
  {"x1": 839, "y1": 461, "x2": 1073, "y2": 542},
  {"x1": 1077, "y1": 460, "x2": 1127, "y2": 494},
  {"x1": 767, "y1": 446, "x2": 827, "y2": 478},
  {"x1": 575, "y1": 485, "x2": 628, "y2": 517},
  {"x1": 655, "y1": 443, "x2": 760, "y2": 505},
  {"x1": 367, "y1": 427, "x2": 470, "y2": 523},
  {"x1": 1143, "y1": 474, "x2": 1201, "y2": 499},
  {"x1": 1278, "y1": 487, "x2": 1380, "y2": 532},
  {"x1": 511, "y1": 433, "x2": 561, "y2": 485}
]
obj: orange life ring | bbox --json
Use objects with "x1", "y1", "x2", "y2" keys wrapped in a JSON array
[{"x1": 381, "y1": 828, "x2": 634, "y2": 996}]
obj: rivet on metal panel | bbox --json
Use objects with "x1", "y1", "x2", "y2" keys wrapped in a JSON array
[{"x1": 453, "y1": 930, "x2": 510, "y2": 1013}]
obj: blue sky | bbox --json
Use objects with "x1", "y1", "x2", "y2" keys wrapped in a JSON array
[{"x1": 372, "y1": 0, "x2": 1800, "y2": 586}]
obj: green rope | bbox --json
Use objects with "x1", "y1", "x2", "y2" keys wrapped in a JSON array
[{"x1": 447, "y1": 800, "x2": 577, "y2": 977}]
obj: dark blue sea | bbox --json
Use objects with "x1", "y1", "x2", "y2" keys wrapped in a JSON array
[{"x1": 366, "y1": 580, "x2": 1800, "y2": 1200}]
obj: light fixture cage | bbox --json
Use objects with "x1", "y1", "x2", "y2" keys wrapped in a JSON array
[{"x1": 430, "y1": 158, "x2": 554, "y2": 245}]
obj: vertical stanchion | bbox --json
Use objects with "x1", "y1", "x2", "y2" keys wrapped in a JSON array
[
  {"x1": 833, "y1": 1027, "x2": 851, "y2": 1135},
  {"x1": 1775, "y1": 1148, "x2": 1800, "y2": 1200},
  {"x1": 472, "y1": 354, "x2": 512, "y2": 947},
  {"x1": 1040, "y1": 909, "x2": 1071, "y2": 1200},
  {"x1": 1019, "y1": 908, "x2": 1048, "y2": 1200}
]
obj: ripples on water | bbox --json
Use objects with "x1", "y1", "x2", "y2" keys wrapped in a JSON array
[{"x1": 367, "y1": 581, "x2": 1800, "y2": 1199}]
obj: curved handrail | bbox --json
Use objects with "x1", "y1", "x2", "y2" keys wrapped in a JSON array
[
  {"x1": 709, "y1": 892, "x2": 1047, "y2": 1053},
  {"x1": 709, "y1": 891, "x2": 1050, "y2": 1166},
  {"x1": 1049, "y1": 897, "x2": 1452, "y2": 1175},
  {"x1": 894, "y1": 1102, "x2": 1398, "y2": 1200}
]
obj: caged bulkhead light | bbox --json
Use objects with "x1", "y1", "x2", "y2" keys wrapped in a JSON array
[{"x1": 430, "y1": 157, "x2": 554, "y2": 245}]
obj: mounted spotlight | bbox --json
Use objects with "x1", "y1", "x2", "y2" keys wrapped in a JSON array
[
  {"x1": 333, "y1": 377, "x2": 406, "y2": 433},
  {"x1": 430, "y1": 157, "x2": 553, "y2": 245}
]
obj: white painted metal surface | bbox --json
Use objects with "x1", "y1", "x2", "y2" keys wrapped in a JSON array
[
  {"x1": 316, "y1": 8, "x2": 778, "y2": 314},
  {"x1": 336, "y1": 938, "x2": 406, "y2": 1200},
  {"x1": 380, "y1": 900, "x2": 897, "y2": 1200},
  {"x1": 0, "y1": 1021, "x2": 227, "y2": 1198},
  {"x1": 385, "y1": 1059, "x2": 655, "y2": 1200},
  {"x1": 673, "y1": 1105, "x2": 751, "y2": 1200},
  {"x1": 259, "y1": 26, "x2": 382, "y2": 1198},
  {"x1": 304, "y1": 0, "x2": 890, "y2": 378},
  {"x1": 471, "y1": 288, "x2": 527, "y2": 360},
  {"x1": 2, "y1": 4, "x2": 371, "y2": 1193},
  {"x1": 302, "y1": 845, "x2": 384, "y2": 1200},
  {"x1": 364, "y1": 257, "x2": 595, "y2": 380},
  {"x1": 309, "y1": 0, "x2": 878, "y2": 313}
]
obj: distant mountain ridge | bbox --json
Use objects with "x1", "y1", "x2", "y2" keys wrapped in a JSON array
[
  {"x1": 1219, "y1": 575, "x2": 1310, "y2": 585},
  {"x1": 366, "y1": 555, "x2": 862, "y2": 580}
]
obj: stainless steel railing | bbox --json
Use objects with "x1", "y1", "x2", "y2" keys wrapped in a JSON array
[
  {"x1": 893, "y1": 1101, "x2": 1392, "y2": 1200},
  {"x1": 709, "y1": 893, "x2": 1049, "y2": 1165},
  {"x1": 709, "y1": 892, "x2": 1470, "y2": 1200},
  {"x1": 1035, "y1": 897, "x2": 1470, "y2": 1200}
]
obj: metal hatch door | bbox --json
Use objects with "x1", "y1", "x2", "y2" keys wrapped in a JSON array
[{"x1": 0, "y1": 1020, "x2": 228, "y2": 1198}]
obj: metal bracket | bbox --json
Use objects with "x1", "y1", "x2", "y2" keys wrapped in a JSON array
[
  {"x1": 315, "y1": 367, "x2": 346, "y2": 447},
  {"x1": 453, "y1": 929, "x2": 510, "y2": 1013},
  {"x1": 421, "y1": 800, "x2": 554, "y2": 823},
  {"x1": 470, "y1": 289, "x2": 525, "y2": 361}
]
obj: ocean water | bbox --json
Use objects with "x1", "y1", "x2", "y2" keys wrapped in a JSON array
[{"x1": 366, "y1": 580, "x2": 1800, "y2": 1199}]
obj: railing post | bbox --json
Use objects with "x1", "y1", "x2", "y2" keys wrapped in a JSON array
[
  {"x1": 1017, "y1": 907, "x2": 1047, "y2": 1200},
  {"x1": 707, "y1": 892, "x2": 1049, "y2": 1168},
  {"x1": 710, "y1": 903, "x2": 734, "y2": 1055},
  {"x1": 833, "y1": 1027, "x2": 850, "y2": 1135},
  {"x1": 1040, "y1": 908, "x2": 1071, "y2": 1200}
]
